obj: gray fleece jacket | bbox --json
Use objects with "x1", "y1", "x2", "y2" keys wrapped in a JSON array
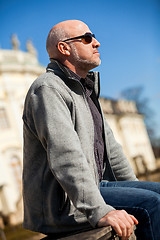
[{"x1": 22, "y1": 61, "x2": 137, "y2": 235}]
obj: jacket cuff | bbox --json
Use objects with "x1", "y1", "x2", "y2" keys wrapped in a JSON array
[{"x1": 88, "y1": 204, "x2": 115, "y2": 227}]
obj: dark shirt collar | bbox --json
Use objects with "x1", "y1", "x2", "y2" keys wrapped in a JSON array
[
  {"x1": 50, "y1": 59, "x2": 94, "y2": 91},
  {"x1": 48, "y1": 59, "x2": 100, "y2": 98},
  {"x1": 80, "y1": 77, "x2": 94, "y2": 91}
]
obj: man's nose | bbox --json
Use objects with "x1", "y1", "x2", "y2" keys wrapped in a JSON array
[{"x1": 93, "y1": 38, "x2": 100, "y2": 48}]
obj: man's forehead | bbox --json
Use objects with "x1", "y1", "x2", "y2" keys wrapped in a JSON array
[
  {"x1": 67, "y1": 24, "x2": 90, "y2": 35},
  {"x1": 55, "y1": 20, "x2": 90, "y2": 35}
]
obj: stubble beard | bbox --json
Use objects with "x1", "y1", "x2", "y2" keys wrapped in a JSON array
[{"x1": 71, "y1": 44, "x2": 101, "y2": 72}]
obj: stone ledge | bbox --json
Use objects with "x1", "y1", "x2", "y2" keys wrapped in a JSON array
[{"x1": 41, "y1": 226, "x2": 136, "y2": 240}]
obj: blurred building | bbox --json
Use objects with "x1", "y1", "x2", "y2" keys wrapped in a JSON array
[
  {"x1": 100, "y1": 98, "x2": 156, "y2": 175},
  {"x1": 0, "y1": 36, "x2": 156, "y2": 226},
  {"x1": 0, "y1": 35, "x2": 45, "y2": 225}
]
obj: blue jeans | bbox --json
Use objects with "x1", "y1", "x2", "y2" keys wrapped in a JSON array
[{"x1": 100, "y1": 181, "x2": 160, "y2": 240}]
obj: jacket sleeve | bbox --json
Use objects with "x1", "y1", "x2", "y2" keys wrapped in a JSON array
[
  {"x1": 27, "y1": 85, "x2": 115, "y2": 227},
  {"x1": 103, "y1": 118, "x2": 138, "y2": 181}
]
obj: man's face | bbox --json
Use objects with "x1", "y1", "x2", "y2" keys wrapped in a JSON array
[{"x1": 69, "y1": 24, "x2": 101, "y2": 71}]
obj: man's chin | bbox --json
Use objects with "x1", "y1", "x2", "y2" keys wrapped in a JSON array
[
  {"x1": 76, "y1": 58, "x2": 101, "y2": 71},
  {"x1": 97, "y1": 59, "x2": 101, "y2": 66},
  {"x1": 92, "y1": 59, "x2": 101, "y2": 68}
]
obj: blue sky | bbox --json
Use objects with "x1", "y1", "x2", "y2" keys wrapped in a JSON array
[{"x1": 0, "y1": 0, "x2": 160, "y2": 138}]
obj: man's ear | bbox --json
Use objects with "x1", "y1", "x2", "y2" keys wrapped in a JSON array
[{"x1": 57, "y1": 42, "x2": 70, "y2": 56}]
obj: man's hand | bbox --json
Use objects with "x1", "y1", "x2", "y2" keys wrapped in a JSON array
[{"x1": 97, "y1": 210, "x2": 138, "y2": 240}]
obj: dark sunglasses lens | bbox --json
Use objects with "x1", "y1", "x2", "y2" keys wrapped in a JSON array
[{"x1": 84, "y1": 34, "x2": 92, "y2": 43}]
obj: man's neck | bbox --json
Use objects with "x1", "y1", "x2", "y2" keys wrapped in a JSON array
[{"x1": 60, "y1": 60, "x2": 88, "y2": 79}]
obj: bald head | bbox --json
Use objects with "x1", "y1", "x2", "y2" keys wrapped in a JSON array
[
  {"x1": 46, "y1": 20, "x2": 101, "y2": 77},
  {"x1": 46, "y1": 20, "x2": 89, "y2": 59}
]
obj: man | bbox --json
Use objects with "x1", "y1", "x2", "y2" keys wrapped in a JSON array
[{"x1": 23, "y1": 20, "x2": 160, "y2": 240}]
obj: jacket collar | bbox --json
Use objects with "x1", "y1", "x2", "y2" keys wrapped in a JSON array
[{"x1": 46, "y1": 60, "x2": 100, "y2": 98}]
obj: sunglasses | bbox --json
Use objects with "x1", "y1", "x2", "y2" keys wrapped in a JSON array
[{"x1": 61, "y1": 32, "x2": 95, "y2": 44}]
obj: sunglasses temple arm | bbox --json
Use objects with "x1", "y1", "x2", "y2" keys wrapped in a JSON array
[{"x1": 63, "y1": 35, "x2": 85, "y2": 42}]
